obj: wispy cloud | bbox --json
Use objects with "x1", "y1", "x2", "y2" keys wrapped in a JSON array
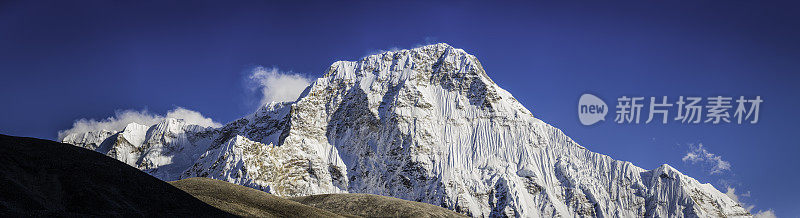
[
  {"x1": 58, "y1": 107, "x2": 221, "y2": 140},
  {"x1": 725, "y1": 186, "x2": 753, "y2": 211},
  {"x1": 682, "y1": 143, "x2": 731, "y2": 174},
  {"x1": 725, "y1": 186, "x2": 776, "y2": 218},
  {"x1": 247, "y1": 66, "x2": 312, "y2": 107},
  {"x1": 165, "y1": 107, "x2": 221, "y2": 129},
  {"x1": 753, "y1": 209, "x2": 777, "y2": 218},
  {"x1": 60, "y1": 66, "x2": 311, "y2": 140},
  {"x1": 683, "y1": 144, "x2": 775, "y2": 217}
]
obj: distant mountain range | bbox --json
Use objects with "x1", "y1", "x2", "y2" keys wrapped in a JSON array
[{"x1": 60, "y1": 44, "x2": 750, "y2": 217}]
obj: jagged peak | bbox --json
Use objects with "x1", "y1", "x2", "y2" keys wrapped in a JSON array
[
  {"x1": 119, "y1": 123, "x2": 148, "y2": 147},
  {"x1": 122, "y1": 122, "x2": 148, "y2": 132},
  {"x1": 322, "y1": 43, "x2": 477, "y2": 80},
  {"x1": 222, "y1": 134, "x2": 274, "y2": 149},
  {"x1": 257, "y1": 101, "x2": 292, "y2": 113},
  {"x1": 360, "y1": 42, "x2": 460, "y2": 62},
  {"x1": 227, "y1": 134, "x2": 247, "y2": 144},
  {"x1": 292, "y1": 43, "x2": 531, "y2": 118},
  {"x1": 654, "y1": 164, "x2": 679, "y2": 174},
  {"x1": 650, "y1": 164, "x2": 694, "y2": 182}
]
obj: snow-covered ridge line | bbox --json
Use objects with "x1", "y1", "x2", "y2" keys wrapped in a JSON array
[{"x1": 62, "y1": 43, "x2": 750, "y2": 217}]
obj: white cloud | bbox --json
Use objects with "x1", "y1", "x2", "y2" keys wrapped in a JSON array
[
  {"x1": 58, "y1": 109, "x2": 161, "y2": 140},
  {"x1": 58, "y1": 107, "x2": 221, "y2": 140},
  {"x1": 753, "y1": 209, "x2": 777, "y2": 218},
  {"x1": 685, "y1": 145, "x2": 776, "y2": 217},
  {"x1": 682, "y1": 143, "x2": 731, "y2": 174},
  {"x1": 248, "y1": 66, "x2": 311, "y2": 107},
  {"x1": 59, "y1": 66, "x2": 311, "y2": 140},
  {"x1": 725, "y1": 186, "x2": 777, "y2": 217},
  {"x1": 165, "y1": 107, "x2": 221, "y2": 129},
  {"x1": 725, "y1": 187, "x2": 754, "y2": 211},
  {"x1": 724, "y1": 187, "x2": 740, "y2": 203}
]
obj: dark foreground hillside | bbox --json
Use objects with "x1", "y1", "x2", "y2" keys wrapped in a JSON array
[{"x1": 0, "y1": 134, "x2": 232, "y2": 217}]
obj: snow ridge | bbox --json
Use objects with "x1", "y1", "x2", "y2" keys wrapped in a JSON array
[{"x1": 62, "y1": 43, "x2": 750, "y2": 217}]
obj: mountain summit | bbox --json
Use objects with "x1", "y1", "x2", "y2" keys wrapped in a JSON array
[{"x1": 62, "y1": 43, "x2": 750, "y2": 217}]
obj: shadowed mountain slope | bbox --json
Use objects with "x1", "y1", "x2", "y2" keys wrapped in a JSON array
[{"x1": 0, "y1": 134, "x2": 232, "y2": 217}]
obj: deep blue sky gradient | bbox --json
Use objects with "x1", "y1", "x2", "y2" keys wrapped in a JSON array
[{"x1": 1, "y1": 1, "x2": 798, "y2": 216}]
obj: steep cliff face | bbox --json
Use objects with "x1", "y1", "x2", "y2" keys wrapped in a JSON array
[{"x1": 63, "y1": 43, "x2": 750, "y2": 217}]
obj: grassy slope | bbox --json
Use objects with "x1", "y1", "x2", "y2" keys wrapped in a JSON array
[
  {"x1": 289, "y1": 194, "x2": 467, "y2": 218},
  {"x1": 170, "y1": 177, "x2": 466, "y2": 218},
  {"x1": 169, "y1": 177, "x2": 346, "y2": 217}
]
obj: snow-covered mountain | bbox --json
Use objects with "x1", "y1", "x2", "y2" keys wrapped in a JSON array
[{"x1": 62, "y1": 43, "x2": 751, "y2": 217}]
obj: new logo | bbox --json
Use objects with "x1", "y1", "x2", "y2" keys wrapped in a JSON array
[{"x1": 578, "y1": 93, "x2": 608, "y2": 126}]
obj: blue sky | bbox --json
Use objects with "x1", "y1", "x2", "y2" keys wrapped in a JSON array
[{"x1": 1, "y1": 1, "x2": 798, "y2": 216}]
